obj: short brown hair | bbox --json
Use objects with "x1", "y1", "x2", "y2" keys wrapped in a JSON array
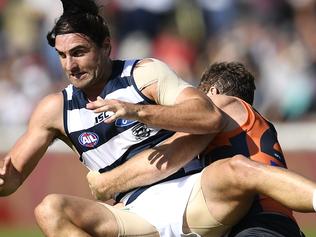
[{"x1": 198, "y1": 62, "x2": 256, "y2": 105}]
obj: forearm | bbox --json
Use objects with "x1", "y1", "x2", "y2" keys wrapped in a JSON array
[
  {"x1": 136, "y1": 97, "x2": 223, "y2": 134},
  {"x1": 9, "y1": 130, "x2": 51, "y2": 182},
  {"x1": 87, "y1": 89, "x2": 224, "y2": 134},
  {"x1": 0, "y1": 129, "x2": 54, "y2": 196},
  {"x1": 0, "y1": 175, "x2": 22, "y2": 196},
  {"x1": 89, "y1": 150, "x2": 169, "y2": 201},
  {"x1": 0, "y1": 156, "x2": 22, "y2": 196},
  {"x1": 88, "y1": 133, "x2": 214, "y2": 201}
]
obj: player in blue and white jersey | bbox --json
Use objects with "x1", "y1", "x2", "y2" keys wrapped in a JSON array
[
  {"x1": 0, "y1": 0, "x2": 222, "y2": 236},
  {"x1": 1, "y1": 1, "x2": 315, "y2": 237}
]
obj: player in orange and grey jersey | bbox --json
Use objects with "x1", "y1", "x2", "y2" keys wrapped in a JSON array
[
  {"x1": 203, "y1": 97, "x2": 292, "y2": 217},
  {"x1": 198, "y1": 62, "x2": 303, "y2": 237}
]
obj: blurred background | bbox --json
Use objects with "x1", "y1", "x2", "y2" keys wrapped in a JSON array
[{"x1": 0, "y1": 0, "x2": 315, "y2": 236}]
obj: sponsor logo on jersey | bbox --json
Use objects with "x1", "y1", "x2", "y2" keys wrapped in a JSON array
[
  {"x1": 94, "y1": 111, "x2": 114, "y2": 124},
  {"x1": 115, "y1": 119, "x2": 137, "y2": 127},
  {"x1": 78, "y1": 132, "x2": 99, "y2": 148},
  {"x1": 132, "y1": 123, "x2": 153, "y2": 140}
]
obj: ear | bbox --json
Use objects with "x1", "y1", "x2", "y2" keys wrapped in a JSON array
[
  {"x1": 209, "y1": 86, "x2": 220, "y2": 95},
  {"x1": 103, "y1": 37, "x2": 111, "y2": 56}
]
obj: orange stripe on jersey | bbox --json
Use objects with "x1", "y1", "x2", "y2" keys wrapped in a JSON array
[{"x1": 203, "y1": 98, "x2": 295, "y2": 221}]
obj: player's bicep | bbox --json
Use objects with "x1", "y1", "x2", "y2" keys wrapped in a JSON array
[{"x1": 174, "y1": 86, "x2": 213, "y2": 106}]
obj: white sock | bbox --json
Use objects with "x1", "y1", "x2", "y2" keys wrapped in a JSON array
[{"x1": 313, "y1": 190, "x2": 316, "y2": 212}]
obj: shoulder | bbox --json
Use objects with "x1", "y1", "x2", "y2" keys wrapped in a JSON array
[
  {"x1": 135, "y1": 58, "x2": 165, "y2": 67},
  {"x1": 133, "y1": 58, "x2": 192, "y2": 104},
  {"x1": 28, "y1": 92, "x2": 64, "y2": 132},
  {"x1": 133, "y1": 57, "x2": 182, "y2": 92},
  {"x1": 211, "y1": 95, "x2": 248, "y2": 128},
  {"x1": 34, "y1": 93, "x2": 63, "y2": 116},
  {"x1": 134, "y1": 58, "x2": 175, "y2": 75}
]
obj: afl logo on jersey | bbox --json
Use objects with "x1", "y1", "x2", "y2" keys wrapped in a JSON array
[
  {"x1": 115, "y1": 119, "x2": 137, "y2": 127},
  {"x1": 78, "y1": 132, "x2": 99, "y2": 148}
]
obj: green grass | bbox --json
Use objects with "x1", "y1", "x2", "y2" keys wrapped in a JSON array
[
  {"x1": 0, "y1": 228, "x2": 43, "y2": 237},
  {"x1": 303, "y1": 229, "x2": 316, "y2": 237}
]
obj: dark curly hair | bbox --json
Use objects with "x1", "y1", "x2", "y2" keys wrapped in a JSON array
[
  {"x1": 47, "y1": 0, "x2": 110, "y2": 48},
  {"x1": 198, "y1": 62, "x2": 256, "y2": 105}
]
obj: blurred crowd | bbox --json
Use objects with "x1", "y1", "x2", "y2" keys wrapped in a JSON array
[{"x1": 0, "y1": 0, "x2": 316, "y2": 125}]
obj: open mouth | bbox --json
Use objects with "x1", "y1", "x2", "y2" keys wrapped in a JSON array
[{"x1": 71, "y1": 72, "x2": 86, "y2": 80}]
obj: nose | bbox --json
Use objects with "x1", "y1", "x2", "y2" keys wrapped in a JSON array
[{"x1": 64, "y1": 56, "x2": 79, "y2": 72}]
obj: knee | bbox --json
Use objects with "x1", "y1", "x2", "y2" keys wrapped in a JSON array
[
  {"x1": 34, "y1": 194, "x2": 67, "y2": 224},
  {"x1": 227, "y1": 155, "x2": 263, "y2": 191}
]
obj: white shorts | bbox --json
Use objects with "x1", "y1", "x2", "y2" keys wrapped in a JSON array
[{"x1": 121, "y1": 173, "x2": 201, "y2": 237}]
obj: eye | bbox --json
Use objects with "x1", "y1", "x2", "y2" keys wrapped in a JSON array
[
  {"x1": 73, "y1": 50, "x2": 85, "y2": 57},
  {"x1": 57, "y1": 51, "x2": 66, "y2": 59}
]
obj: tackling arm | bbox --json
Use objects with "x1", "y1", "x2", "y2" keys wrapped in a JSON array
[
  {"x1": 87, "y1": 132, "x2": 215, "y2": 201},
  {"x1": 86, "y1": 59, "x2": 223, "y2": 134}
]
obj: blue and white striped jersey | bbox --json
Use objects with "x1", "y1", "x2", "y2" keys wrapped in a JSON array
[
  {"x1": 62, "y1": 59, "x2": 204, "y2": 202},
  {"x1": 62, "y1": 59, "x2": 174, "y2": 172}
]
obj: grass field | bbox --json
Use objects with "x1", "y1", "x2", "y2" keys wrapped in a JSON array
[
  {"x1": 0, "y1": 228, "x2": 43, "y2": 237},
  {"x1": 0, "y1": 228, "x2": 315, "y2": 237},
  {"x1": 305, "y1": 230, "x2": 316, "y2": 237}
]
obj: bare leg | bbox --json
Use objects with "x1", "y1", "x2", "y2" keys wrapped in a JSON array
[
  {"x1": 34, "y1": 194, "x2": 119, "y2": 237},
  {"x1": 229, "y1": 155, "x2": 315, "y2": 212},
  {"x1": 201, "y1": 155, "x2": 315, "y2": 226},
  {"x1": 200, "y1": 156, "x2": 254, "y2": 227}
]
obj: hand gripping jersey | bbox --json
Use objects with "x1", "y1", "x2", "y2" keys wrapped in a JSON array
[
  {"x1": 62, "y1": 59, "x2": 203, "y2": 202},
  {"x1": 202, "y1": 98, "x2": 295, "y2": 221}
]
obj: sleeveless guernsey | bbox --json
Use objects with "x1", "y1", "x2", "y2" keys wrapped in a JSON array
[
  {"x1": 62, "y1": 59, "x2": 203, "y2": 202},
  {"x1": 203, "y1": 97, "x2": 295, "y2": 221}
]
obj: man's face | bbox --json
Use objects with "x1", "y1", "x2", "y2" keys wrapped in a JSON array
[{"x1": 55, "y1": 33, "x2": 108, "y2": 90}]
